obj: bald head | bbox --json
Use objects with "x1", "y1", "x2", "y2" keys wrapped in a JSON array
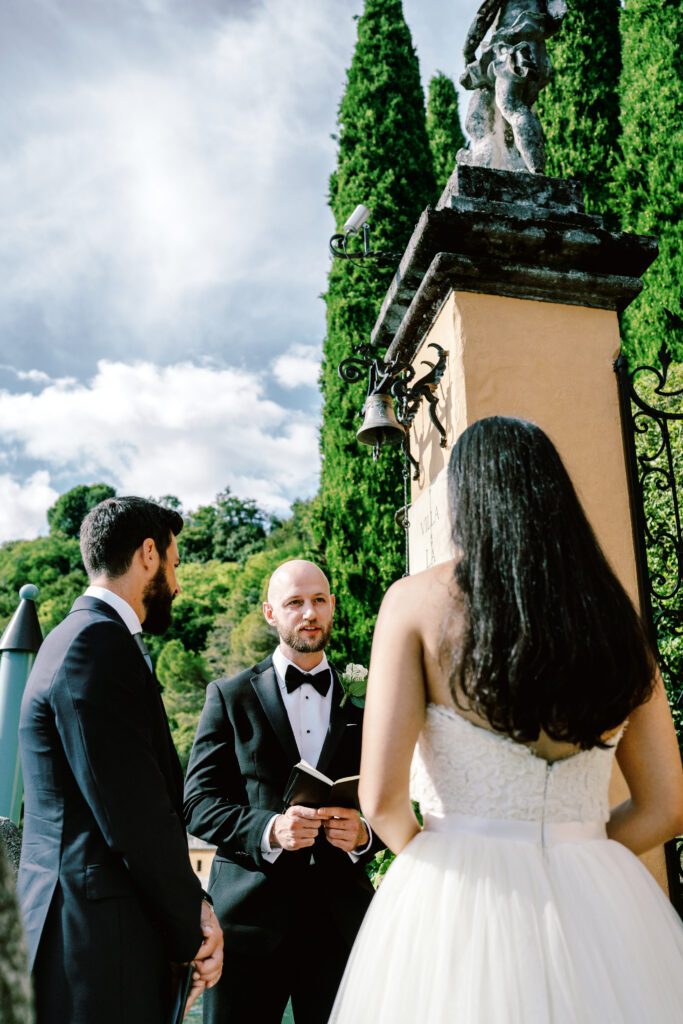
[
  {"x1": 264, "y1": 559, "x2": 335, "y2": 664},
  {"x1": 267, "y1": 559, "x2": 331, "y2": 604}
]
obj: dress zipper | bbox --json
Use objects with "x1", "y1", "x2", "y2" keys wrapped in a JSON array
[{"x1": 541, "y1": 761, "x2": 551, "y2": 857}]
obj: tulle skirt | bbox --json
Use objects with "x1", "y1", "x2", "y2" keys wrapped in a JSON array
[{"x1": 329, "y1": 814, "x2": 683, "y2": 1023}]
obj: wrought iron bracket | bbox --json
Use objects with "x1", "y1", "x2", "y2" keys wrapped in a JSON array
[
  {"x1": 338, "y1": 342, "x2": 449, "y2": 479},
  {"x1": 615, "y1": 343, "x2": 682, "y2": 696},
  {"x1": 615, "y1": 340, "x2": 683, "y2": 919},
  {"x1": 329, "y1": 222, "x2": 402, "y2": 265}
]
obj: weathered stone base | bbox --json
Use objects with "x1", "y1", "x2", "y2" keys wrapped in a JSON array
[{"x1": 371, "y1": 166, "x2": 657, "y2": 363}]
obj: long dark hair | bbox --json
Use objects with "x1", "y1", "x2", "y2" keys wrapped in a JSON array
[{"x1": 448, "y1": 416, "x2": 656, "y2": 748}]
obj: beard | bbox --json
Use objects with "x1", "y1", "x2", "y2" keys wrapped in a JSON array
[
  {"x1": 275, "y1": 618, "x2": 333, "y2": 653},
  {"x1": 141, "y1": 563, "x2": 175, "y2": 636}
]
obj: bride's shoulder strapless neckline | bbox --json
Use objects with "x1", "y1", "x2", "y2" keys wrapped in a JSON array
[
  {"x1": 425, "y1": 702, "x2": 591, "y2": 766},
  {"x1": 412, "y1": 703, "x2": 622, "y2": 824}
]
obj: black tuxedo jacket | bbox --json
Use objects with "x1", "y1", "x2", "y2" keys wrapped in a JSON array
[
  {"x1": 18, "y1": 596, "x2": 204, "y2": 1024},
  {"x1": 183, "y1": 655, "x2": 380, "y2": 954}
]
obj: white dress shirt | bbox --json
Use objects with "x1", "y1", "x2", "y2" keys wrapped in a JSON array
[
  {"x1": 84, "y1": 585, "x2": 142, "y2": 636},
  {"x1": 261, "y1": 648, "x2": 371, "y2": 863},
  {"x1": 272, "y1": 647, "x2": 333, "y2": 766}
]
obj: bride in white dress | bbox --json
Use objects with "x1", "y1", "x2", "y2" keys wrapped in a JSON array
[{"x1": 329, "y1": 416, "x2": 683, "y2": 1023}]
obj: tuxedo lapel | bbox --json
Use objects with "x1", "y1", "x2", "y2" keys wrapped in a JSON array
[
  {"x1": 72, "y1": 595, "x2": 184, "y2": 809},
  {"x1": 250, "y1": 661, "x2": 300, "y2": 765},
  {"x1": 316, "y1": 670, "x2": 352, "y2": 776}
]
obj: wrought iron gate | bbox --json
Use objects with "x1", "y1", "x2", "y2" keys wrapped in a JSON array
[{"x1": 616, "y1": 344, "x2": 683, "y2": 916}]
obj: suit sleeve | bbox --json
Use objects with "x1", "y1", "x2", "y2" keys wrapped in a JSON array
[
  {"x1": 184, "y1": 681, "x2": 275, "y2": 869},
  {"x1": 51, "y1": 620, "x2": 203, "y2": 963}
]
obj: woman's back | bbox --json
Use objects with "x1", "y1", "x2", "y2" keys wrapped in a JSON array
[
  {"x1": 330, "y1": 417, "x2": 683, "y2": 1023},
  {"x1": 332, "y1": 560, "x2": 683, "y2": 1024},
  {"x1": 409, "y1": 559, "x2": 591, "y2": 764}
]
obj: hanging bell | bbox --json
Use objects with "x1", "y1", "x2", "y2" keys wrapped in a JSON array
[{"x1": 357, "y1": 394, "x2": 406, "y2": 448}]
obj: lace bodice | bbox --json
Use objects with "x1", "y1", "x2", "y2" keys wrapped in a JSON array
[{"x1": 410, "y1": 704, "x2": 620, "y2": 823}]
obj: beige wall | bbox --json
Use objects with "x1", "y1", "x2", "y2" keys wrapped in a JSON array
[
  {"x1": 189, "y1": 846, "x2": 216, "y2": 891},
  {"x1": 408, "y1": 288, "x2": 667, "y2": 890}
]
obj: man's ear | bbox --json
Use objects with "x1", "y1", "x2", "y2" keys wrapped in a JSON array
[
  {"x1": 140, "y1": 537, "x2": 159, "y2": 570},
  {"x1": 263, "y1": 601, "x2": 275, "y2": 626},
  {"x1": 330, "y1": 594, "x2": 336, "y2": 615}
]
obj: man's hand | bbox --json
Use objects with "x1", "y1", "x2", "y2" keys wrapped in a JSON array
[
  {"x1": 319, "y1": 807, "x2": 368, "y2": 853},
  {"x1": 190, "y1": 901, "x2": 223, "y2": 991},
  {"x1": 271, "y1": 805, "x2": 322, "y2": 851}
]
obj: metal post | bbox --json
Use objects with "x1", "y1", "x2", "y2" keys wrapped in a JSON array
[{"x1": 0, "y1": 584, "x2": 43, "y2": 824}]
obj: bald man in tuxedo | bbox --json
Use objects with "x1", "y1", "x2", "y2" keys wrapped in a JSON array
[{"x1": 184, "y1": 560, "x2": 381, "y2": 1024}]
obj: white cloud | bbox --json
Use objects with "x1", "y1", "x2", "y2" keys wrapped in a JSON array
[
  {"x1": 0, "y1": 1, "x2": 358, "y2": 368},
  {"x1": 272, "y1": 344, "x2": 321, "y2": 389},
  {"x1": 0, "y1": 471, "x2": 58, "y2": 544},
  {"x1": 0, "y1": 365, "x2": 58, "y2": 385},
  {"x1": 15, "y1": 368, "x2": 54, "y2": 384},
  {"x1": 0, "y1": 359, "x2": 319, "y2": 520}
]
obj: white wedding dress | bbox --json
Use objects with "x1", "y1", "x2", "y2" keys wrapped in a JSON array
[{"x1": 329, "y1": 703, "x2": 683, "y2": 1022}]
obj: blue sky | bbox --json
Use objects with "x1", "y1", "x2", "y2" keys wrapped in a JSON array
[{"x1": 0, "y1": 0, "x2": 473, "y2": 541}]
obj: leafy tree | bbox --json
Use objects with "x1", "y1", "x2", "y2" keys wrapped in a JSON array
[
  {"x1": 226, "y1": 608, "x2": 277, "y2": 676},
  {"x1": 201, "y1": 501, "x2": 317, "y2": 677},
  {"x1": 535, "y1": 0, "x2": 622, "y2": 221},
  {"x1": 318, "y1": 0, "x2": 436, "y2": 664},
  {"x1": 202, "y1": 536, "x2": 305, "y2": 674},
  {"x1": 147, "y1": 560, "x2": 238, "y2": 660},
  {"x1": 157, "y1": 640, "x2": 211, "y2": 769},
  {"x1": 617, "y1": 0, "x2": 683, "y2": 363},
  {"x1": 181, "y1": 487, "x2": 276, "y2": 564},
  {"x1": 202, "y1": 610, "x2": 235, "y2": 679},
  {"x1": 426, "y1": 72, "x2": 465, "y2": 193},
  {"x1": 46, "y1": 483, "x2": 116, "y2": 539},
  {"x1": 0, "y1": 535, "x2": 86, "y2": 634},
  {"x1": 155, "y1": 495, "x2": 183, "y2": 511}
]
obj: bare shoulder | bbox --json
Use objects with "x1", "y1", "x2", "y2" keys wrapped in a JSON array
[{"x1": 380, "y1": 560, "x2": 458, "y2": 624}]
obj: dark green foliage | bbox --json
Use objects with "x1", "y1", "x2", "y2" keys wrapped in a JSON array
[
  {"x1": 154, "y1": 561, "x2": 238, "y2": 657},
  {"x1": 0, "y1": 536, "x2": 86, "y2": 635},
  {"x1": 46, "y1": 483, "x2": 116, "y2": 539},
  {"x1": 426, "y1": 72, "x2": 465, "y2": 194},
  {"x1": 318, "y1": 0, "x2": 435, "y2": 664},
  {"x1": 617, "y1": 0, "x2": 683, "y2": 364},
  {"x1": 202, "y1": 539, "x2": 303, "y2": 677},
  {"x1": 181, "y1": 487, "x2": 277, "y2": 564},
  {"x1": 158, "y1": 640, "x2": 211, "y2": 769},
  {"x1": 535, "y1": 0, "x2": 622, "y2": 221}
]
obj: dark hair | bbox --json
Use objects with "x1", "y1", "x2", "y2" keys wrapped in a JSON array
[
  {"x1": 447, "y1": 416, "x2": 656, "y2": 749},
  {"x1": 80, "y1": 497, "x2": 183, "y2": 579}
]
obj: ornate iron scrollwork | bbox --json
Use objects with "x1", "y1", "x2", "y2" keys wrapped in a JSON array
[
  {"x1": 616, "y1": 344, "x2": 682, "y2": 701},
  {"x1": 338, "y1": 342, "x2": 449, "y2": 480},
  {"x1": 616, "y1": 340, "x2": 683, "y2": 917}
]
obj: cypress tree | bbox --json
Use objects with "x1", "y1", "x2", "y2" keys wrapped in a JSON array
[
  {"x1": 426, "y1": 72, "x2": 466, "y2": 194},
  {"x1": 535, "y1": 0, "x2": 622, "y2": 220},
  {"x1": 617, "y1": 0, "x2": 683, "y2": 363},
  {"x1": 318, "y1": 0, "x2": 435, "y2": 664}
]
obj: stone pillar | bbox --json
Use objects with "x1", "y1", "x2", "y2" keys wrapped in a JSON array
[{"x1": 372, "y1": 166, "x2": 667, "y2": 888}]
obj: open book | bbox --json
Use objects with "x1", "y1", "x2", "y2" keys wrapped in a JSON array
[{"x1": 283, "y1": 760, "x2": 360, "y2": 810}]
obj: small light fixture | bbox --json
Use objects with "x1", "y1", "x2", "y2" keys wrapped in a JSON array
[{"x1": 329, "y1": 204, "x2": 402, "y2": 264}]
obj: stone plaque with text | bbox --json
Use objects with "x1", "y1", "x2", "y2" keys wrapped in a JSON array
[{"x1": 408, "y1": 468, "x2": 453, "y2": 574}]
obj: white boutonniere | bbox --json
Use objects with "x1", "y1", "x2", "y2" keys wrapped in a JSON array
[{"x1": 339, "y1": 663, "x2": 368, "y2": 708}]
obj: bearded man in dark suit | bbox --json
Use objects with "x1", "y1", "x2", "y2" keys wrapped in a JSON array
[
  {"x1": 184, "y1": 559, "x2": 381, "y2": 1024},
  {"x1": 18, "y1": 497, "x2": 223, "y2": 1024}
]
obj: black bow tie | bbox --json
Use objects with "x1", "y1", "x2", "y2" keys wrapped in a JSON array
[{"x1": 284, "y1": 664, "x2": 331, "y2": 698}]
